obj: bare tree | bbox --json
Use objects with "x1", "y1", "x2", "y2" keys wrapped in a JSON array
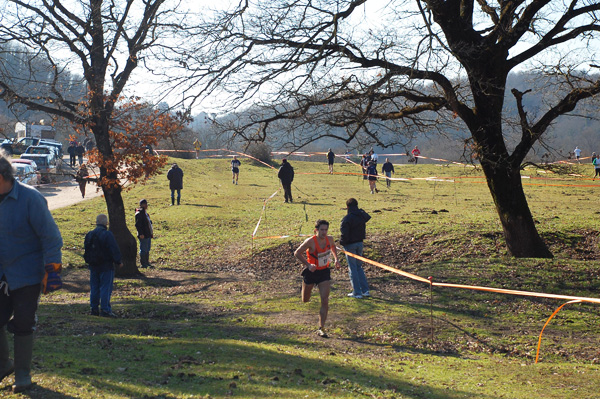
[
  {"x1": 0, "y1": 0, "x2": 187, "y2": 275},
  {"x1": 187, "y1": 0, "x2": 600, "y2": 258}
]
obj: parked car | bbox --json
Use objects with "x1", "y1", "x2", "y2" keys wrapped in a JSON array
[
  {"x1": 10, "y1": 159, "x2": 40, "y2": 185},
  {"x1": 20, "y1": 149, "x2": 58, "y2": 183},
  {"x1": 1, "y1": 137, "x2": 63, "y2": 156}
]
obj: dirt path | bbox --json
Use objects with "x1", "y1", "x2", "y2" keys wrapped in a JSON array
[{"x1": 39, "y1": 180, "x2": 103, "y2": 210}]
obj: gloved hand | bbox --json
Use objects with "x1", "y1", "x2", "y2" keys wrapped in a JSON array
[{"x1": 42, "y1": 263, "x2": 62, "y2": 294}]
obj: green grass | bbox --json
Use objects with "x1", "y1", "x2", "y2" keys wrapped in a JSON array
[{"x1": 19, "y1": 157, "x2": 600, "y2": 398}]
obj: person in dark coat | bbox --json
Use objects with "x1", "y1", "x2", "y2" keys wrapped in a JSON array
[
  {"x1": 340, "y1": 198, "x2": 372, "y2": 298},
  {"x1": 84, "y1": 214, "x2": 122, "y2": 317},
  {"x1": 75, "y1": 142, "x2": 85, "y2": 165},
  {"x1": 381, "y1": 158, "x2": 395, "y2": 188},
  {"x1": 67, "y1": 142, "x2": 76, "y2": 167},
  {"x1": 326, "y1": 148, "x2": 335, "y2": 174},
  {"x1": 277, "y1": 158, "x2": 295, "y2": 203},
  {"x1": 166, "y1": 163, "x2": 184, "y2": 206},
  {"x1": 135, "y1": 199, "x2": 153, "y2": 268}
]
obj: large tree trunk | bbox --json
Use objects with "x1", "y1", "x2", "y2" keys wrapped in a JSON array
[
  {"x1": 92, "y1": 112, "x2": 140, "y2": 276},
  {"x1": 103, "y1": 185, "x2": 139, "y2": 276},
  {"x1": 481, "y1": 161, "x2": 553, "y2": 258}
]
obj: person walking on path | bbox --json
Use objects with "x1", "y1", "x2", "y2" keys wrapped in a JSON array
[
  {"x1": 326, "y1": 149, "x2": 335, "y2": 174},
  {"x1": 84, "y1": 214, "x2": 122, "y2": 318},
  {"x1": 135, "y1": 199, "x2": 154, "y2": 268},
  {"x1": 75, "y1": 164, "x2": 89, "y2": 198},
  {"x1": 193, "y1": 138, "x2": 202, "y2": 159},
  {"x1": 75, "y1": 142, "x2": 85, "y2": 165},
  {"x1": 381, "y1": 158, "x2": 395, "y2": 188},
  {"x1": 231, "y1": 156, "x2": 241, "y2": 184},
  {"x1": 0, "y1": 149, "x2": 63, "y2": 393},
  {"x1": 167, "y1": 163, "x2": 184, "y2": 206},
  {"x1": 411, "y1": 146, "x2": 421, "y2": 164},
  {"x1": 367, "y1": 161, "x2": 378, "y2": 194},
  {"x1": 278, "y1": 158, "x2": 295, "y2": 203},
  {"x1": 574, "y1": 146, "x2": 582, "y2": 161},
  {"x1": 294, "y1": 219, "x2": 341, "y2": 338},
  {"x1": 67, "y1": 142, "x2": 77, "y2": 167},
  {"x1": 340, "y1": 198, "x2": 371, "y2": 299}
]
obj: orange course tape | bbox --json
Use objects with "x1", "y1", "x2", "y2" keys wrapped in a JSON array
[{"x1": 338, "y1": 248, "x2": 600, "y2": 363}]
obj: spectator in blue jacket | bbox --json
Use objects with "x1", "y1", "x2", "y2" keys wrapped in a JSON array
[
  {"x1": 340, "y1": 198, "x2": 371, "y2": 299},
  {"x1": 0, "y1": 149, "x2": 63, "y2": 393},
  {"x1": 84, "y1": 214, "x2": 122, "y2": 318}
]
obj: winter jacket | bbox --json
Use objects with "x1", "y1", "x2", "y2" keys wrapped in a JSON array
[
  {"x1": 340, "y1": 205, "x2": 371, "y2": 246},
  {"x1": 135, "y1": 208, "x2": 153, "y2": 238},
  {"x1": 167, "y1": 165, "x2": 184, "y2": 190},
  {"x1": 84, "y1": 225, "x2": 122, "y2": 271},
  {"x1": 381, "y1": 161, "x2": 395, "y2": 174},
  {"x1": 0, "y1": 181, "x2": 62, "y2": 290},
  {"x1": 278, "y1": 162, "x2": 294, "y2": 184}
]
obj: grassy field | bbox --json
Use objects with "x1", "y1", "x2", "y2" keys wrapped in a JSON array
[{"x1": 13, "y1": 156, "x2": 600, "y2": 398}]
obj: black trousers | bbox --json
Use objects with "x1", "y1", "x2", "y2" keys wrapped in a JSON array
[
  {"x1": 282, "y1": 183, "x2": 293, "y2": 202},
  {"x1": 0, "y1": 282, "x2": 41, "y2": 336}
]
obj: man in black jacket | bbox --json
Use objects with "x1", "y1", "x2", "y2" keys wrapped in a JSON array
[
  {"x1": 135, "y1": 199, "x2": 154, "y2": 268},
  {"x1": 277, "y1": 158, "x2": 295, "y2": 203},
  {"x1": 167, "y1": 163, "x2": 184, "y2": 205},
  {"x1": 84, "y1": 214, "x2": 122, "y2": 317},
  {"x1": 340, "y1": 198, "x2": 371, "y2": 299}
]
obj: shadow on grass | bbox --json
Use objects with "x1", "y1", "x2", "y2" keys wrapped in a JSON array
[
  {"x1": 182, "y1": 203, "x2": 222, "y2": 208},
  {"x1": 34, "y1": 302, "x2": 495, "y2": 399}
]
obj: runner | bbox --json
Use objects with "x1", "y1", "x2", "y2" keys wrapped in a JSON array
[
  {"x1": 294, "y1": 219, "x2": 341, "y2": 338},
  {"x1": 193, "y1": 138, "x2": 202, "y2": 159},
  {"x1": 231, "y1": 156, "x2": 241, "y2": 185},
  {"x1": 411, "y1": 146, "x2": 421, "y2": 164}
]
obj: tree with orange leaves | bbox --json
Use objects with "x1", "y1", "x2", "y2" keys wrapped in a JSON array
[{"x1": 0, "y1": 0, "x2": 188, "y2": 275}]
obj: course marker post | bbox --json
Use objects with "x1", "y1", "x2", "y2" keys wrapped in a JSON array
[{"x1": 428, "y1": 276, "x2": 434, "y2": 343}]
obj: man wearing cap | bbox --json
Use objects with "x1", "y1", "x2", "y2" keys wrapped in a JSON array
[
  {"x1": 277, "y1": 158, "x2": 295, "y2": 203},
  {"x1": 167, "y1": 163, "x2": 184, "y2": 206},
  {"x1": 84, "y1": 214, "x2": 122, "y2": 317},
  {"x1": 135, "y1": 199, "x2": 154, "y2": 268},
  {"x1": 0, "y1": 149, "x2": 63, "y2": 392}
]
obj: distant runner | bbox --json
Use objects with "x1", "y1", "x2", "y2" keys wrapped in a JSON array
[
  {"x1": 294, "y1": 219, "x2": 340, "y2": 338},
  {"x1": 411, "y1": 146, "x2": 421, "y2": 164},
  {"x1": 231, "y1": 156, "x2": 241, "y2": 185}
]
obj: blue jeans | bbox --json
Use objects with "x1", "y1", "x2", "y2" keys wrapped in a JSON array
[
  {"x1": 343, "y1": 241, "x2": 369, "y2": 295},
  {"x1": 90, "y1": 268, "x2": 114, "y2": 314},
  {"x1": 171, "y1": 189, "x2": 181, "y2": 201},
  {"x1": 139, "y1": 237, "x2": 152, "y2": 256},
  {"x1": 385, "y1": 171, "x2": 392, "y2": 187}
]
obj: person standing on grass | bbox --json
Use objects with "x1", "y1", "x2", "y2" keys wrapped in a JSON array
[
  {"x1": 278, "y1": 158, "x2": 295, "y2": 203},
  {"x1": 84, "y1": 214, "x2": 122, "y2": 318},
  {"x1": 135, "y1": 199, "x2": 154, "y2": 268},
  {"x1": 294, "y1": 220, "x2": 341, "y2": 338},
  {"x1": 367, "y1": 161, "x2": 378, "y2": 194},
  {"x1": 381, "y1": 158, "x2": 395, "y2": 188},
  {"x1": 411, "y1": 146, "x2": 421, "y2": 164},
  {"x1": 231, "y1": 156, "x2": 241, "y2": 184},
  {"x1": 326, "y1": 148, "x2": 335, "y2": 174},
  {"x1": 167, "y1": 163, "x2": 184, "y2": 206},
  {"x1": 0, "y1": 149, "x2": 63, "y2": 393},
  {"x1": 340, "y1": 198, "x2": 371, "y2": 299}
]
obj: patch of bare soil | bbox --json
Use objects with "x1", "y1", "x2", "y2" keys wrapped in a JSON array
[{"x1": 57, "y1": 230, "x2": 600, "y2": 362}]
